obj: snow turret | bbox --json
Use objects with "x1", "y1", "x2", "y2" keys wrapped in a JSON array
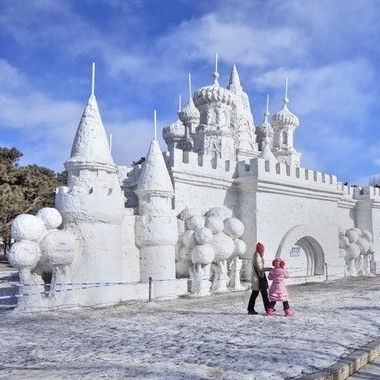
[
  {"x1": 258, "y1": 96, "x2": 276, "y2": 163},
  {"x1": 177, "y1": 74, "x2": 200, "y2": 151},
  {"x1": 162, "y1": 118, "x2": 186, "y2": 154},
  {"x1": 135, "y1": 136, "x2": 178, "y2": 298},
  {"x1": 256, "y1": 95, "x2": 274, "y2": 151},
  {"x1": 192, "y1": 54, "x2": 237, "y2": 161},
  {"x1": 271, "y1": 79, "x2": 301, "y2": 166},
  {"x1": 178, "y1": 76, "x2": 200, "y2": 125},
  {"x1": 55, "y1": 65, "x2": 125, "y2": 306}
]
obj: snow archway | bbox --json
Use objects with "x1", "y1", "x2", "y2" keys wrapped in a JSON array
[{"x1": 276, "y1": 225, "x2": 325, "y2": 277}]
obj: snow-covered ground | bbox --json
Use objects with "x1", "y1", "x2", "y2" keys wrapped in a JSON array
[{"x1": 0, "y1": 269, "x2": 379, "y2": 379}]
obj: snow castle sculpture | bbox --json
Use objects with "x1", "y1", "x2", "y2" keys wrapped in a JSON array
[{"x1": 8, "y1": 59, "x2": 380, "y2": 311}]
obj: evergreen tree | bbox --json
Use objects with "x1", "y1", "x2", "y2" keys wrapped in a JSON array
[
  {"x1": 0, "y1": 147, "x2": 66, "y2": 254},
  {"x1": 369, "y1": 175, "x2": 380, "y2": 188}
]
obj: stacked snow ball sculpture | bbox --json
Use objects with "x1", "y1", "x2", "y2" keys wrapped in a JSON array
[
  {"x1": 176, "y1": 206, "x2": 246, "y2": 296},
  {"x1": 8, "y1": 241, "x2": 41, "y2": 272},
  {"x1": 9, "y1": 214, "x2": 45, "y2": 279},
  {"x1": 339, "y1": 227, "x2": 374, "y2": 276},
  {"x1": 11, "y1": 214, "x2": 46, "y2": 243},
  {"x1": 36, "y1": 207, "x2": 62, "y2": 230},
  {"x1": 39, "y1": 230, "x2": 76, "y2": 267},
  {"x1": 9, "y1": 208, "x2": 76, "y2": 310}
]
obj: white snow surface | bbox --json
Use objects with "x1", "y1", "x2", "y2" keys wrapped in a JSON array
[{"x1": 0, "y1": 270, "x2": 379, "y2": 379}]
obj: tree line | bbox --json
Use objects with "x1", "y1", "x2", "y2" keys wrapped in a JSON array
[{"x1": 0, "y1": 147, "x2": 67, "y2": 254}]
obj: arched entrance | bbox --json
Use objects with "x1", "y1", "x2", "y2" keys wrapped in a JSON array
[{"x1": 276, "y1": 225, "x2": 325, "y2": 277}]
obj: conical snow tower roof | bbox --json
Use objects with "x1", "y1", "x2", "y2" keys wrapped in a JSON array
[
  {"x1": 136, "y1": 139, "x2": 174, "y2": 197},
  {"x1": 227, "y1": 64, "x2": 242, "y2": 92},
  {"x1": 65, "y1": 93, "x2": 115, "y2": 172}
]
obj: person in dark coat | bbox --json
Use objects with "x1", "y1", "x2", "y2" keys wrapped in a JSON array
[{"x1": 247, "y1": 242, "x2": 270, "y2": 315}]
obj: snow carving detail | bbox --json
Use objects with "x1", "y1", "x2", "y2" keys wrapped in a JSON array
[
  {"x1": 176, "y1": 207, "x2": 246, "y2": 296},
  {"x1": 339, "y1": 227, "x2": 375, "y2": 277},
  {"x1": 8, "y1": 208, "x2": 76, "y2": 311}
]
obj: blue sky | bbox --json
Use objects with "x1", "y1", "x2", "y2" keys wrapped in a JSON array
[{"x1": 1, "y1": 0, "x2": 380, "y2": 185}]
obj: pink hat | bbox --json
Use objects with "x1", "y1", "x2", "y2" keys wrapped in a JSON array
[
  {"x1": 272, "y1": 258, "x2": 286, "y2": 268},
  {"x1": 256, "y1": 242, "x2": 265, "y2": 255}
]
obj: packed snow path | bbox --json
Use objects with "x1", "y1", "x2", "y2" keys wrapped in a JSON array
[{"x1": 0, "y1": 274, "x2": 379, "y2": 379}]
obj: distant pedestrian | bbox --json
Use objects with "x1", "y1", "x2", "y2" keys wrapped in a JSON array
[
  {"x1": 267, "y1": 258, "x2": 294, "y2": 317},
  {"x1": 247, "y1": 242, "x2": 270, "y2": 315}
]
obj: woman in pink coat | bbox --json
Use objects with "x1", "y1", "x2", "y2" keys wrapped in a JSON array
[{"x1": 267, "y1": 258, "x2": 294, "y2": 317}]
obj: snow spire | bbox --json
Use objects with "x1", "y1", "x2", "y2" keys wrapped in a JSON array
[
  {"x1": 265, "y1": 94, "x2": 270, "y2": 138},
  {"x1": 178, "y1": 73, "x2": 200, "y2": 123},
  {"x1": 212, "y1": 52, "x2": 220, "y2": 85},
  {"x1": 259, "y1": 94, "x2": 276, "y2": 162},
  {"x1": 91, "y1": 62, "x2": 95, "y2": 96},
  {"x1": 285, "y1": 77, "x2": 289, "y2": 102},
  {"x1": 188, "y1": 73, "x2": 192, "y2": 100},
  {"x1": 271, "y1": 78, "x2": 299, "y2": 129},
  {"x1": 228, "y1": 64, "x2": 242, "y2": 92},
  {"x1": 154, "y1": 110, "x2": 157, "y2": 141}
]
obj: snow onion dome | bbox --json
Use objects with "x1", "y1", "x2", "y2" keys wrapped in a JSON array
[
  {"x1": 271, "y1": 97, "x2": 299, "y2": 130},
  {"x1": 256, "y1": 109, "x2": 274, "y2": 141},
  {"x1": 162, "y1": 118, "x2": 185, "y2": 145},
  {"x1": 178, "y1": 97, "x2": 200, "y2": 124},
  {"x1": 193, "y1": 71, "x2": 236, "y2": 108}
]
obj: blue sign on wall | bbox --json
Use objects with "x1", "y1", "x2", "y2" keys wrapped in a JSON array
[{"x1": 290, "y1": 246, "x2": 301, "y2": 257}]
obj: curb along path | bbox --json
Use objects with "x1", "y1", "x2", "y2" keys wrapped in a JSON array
[{"x1": 300, "y1": 338, "x2": 380, "y2": 380}]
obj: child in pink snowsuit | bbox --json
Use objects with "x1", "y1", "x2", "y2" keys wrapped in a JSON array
[{"x1": 267, "y1": 258, "x2": 294, "y2": 317}]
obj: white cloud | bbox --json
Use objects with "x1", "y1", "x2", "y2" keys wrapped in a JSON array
[{"x1": 156, "y1": 13, "x2": 306, "y2": 69}]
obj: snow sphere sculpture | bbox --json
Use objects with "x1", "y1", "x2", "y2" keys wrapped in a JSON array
[
  {"x1": 178, "y1": 208, "x2": 202, "y2": 221},
  {"x1": 36, "y1": 208, "x2": 62, "y2": 230},
  {"x1": 339, "y1": 235, "x2": 350, "y2": 249},
  {"x1": 183, "y1": 230, "x2": 197, "y2": 248},
  {"x1": 212, "y1": 233, "x2": 235, "y2": 261},
  {"x1": 8, "y1": 241, "x2": 40, "y2": 269},
  {"x1": 346, "y1": 229, "x2": 359, "y2": 244},
  {"x1": 205, "y1": 216, "x2": 224, "y2": 234},
  {"x1": 223, "y1": 218, "x2": 244, "y2": 239},
  {"x1": 40, "y1": 230, "x2": 76, "y2": 266},
  {"x1": 194, "y1": 227, "x2": 213, "y2": 245},
  {"x1": 11, "y1": 214, "x2": 46, "y2": 242},
  {"x1": 345, "y1": 243, "x2": 361, "y2": 262},
  {"x1": 191, "y1": 244, "x2": 215, "y2": 264},
  {"x1": 357, "y1": 237, "x2": 370, "y2": 254},
  {"x1": 205, "y1": 207, "x2": 232, "y2": 220},
  {"x1": 233, "y1": 239, "x2": 246, "y2": 257},
  {"x1": 185, "y1": 215, "x2": 205, "y2": 230},
  {"x1": 362, "y1": 230, "x2": 372, "y2": 241},
  {"x1": 339, "y1": 248, "x2": 347, "y2": 257}
]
